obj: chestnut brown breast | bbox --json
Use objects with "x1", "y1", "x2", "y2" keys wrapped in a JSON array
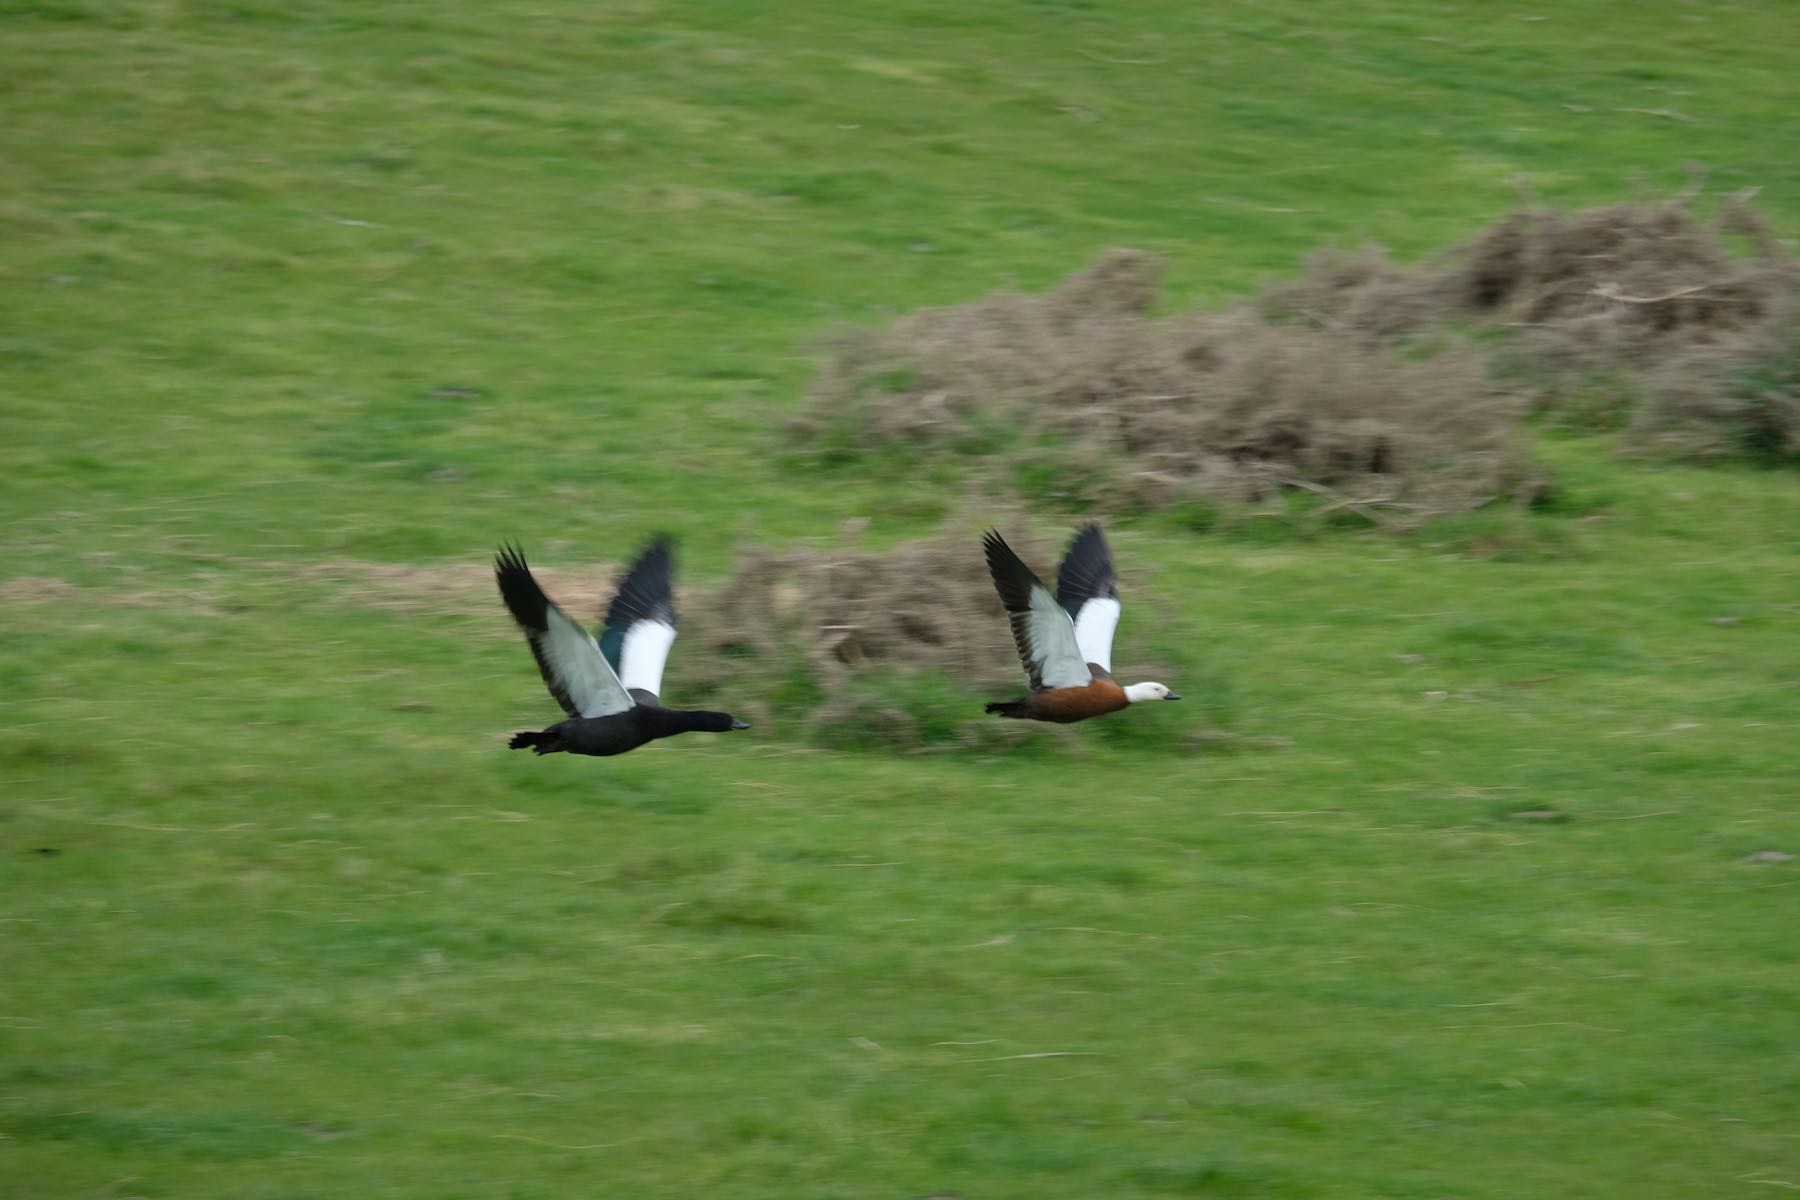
[{"x1": 1024, "y1": 679, "x2": 1130, "y2": 724}]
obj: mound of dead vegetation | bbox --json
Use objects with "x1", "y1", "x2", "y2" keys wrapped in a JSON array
[
  {"x1": 669, "y1": 519, "x2": 1193, "y2": 750},
  {"x1": 796, "y1": 251, "x2": 1536, "y2": 525},
  {"x1": 1261, "y1": 192, "x2": 1800, "y2": 458},
  {"x1": 794, "y1": 193, "x2": 1798, "y2": 520}
]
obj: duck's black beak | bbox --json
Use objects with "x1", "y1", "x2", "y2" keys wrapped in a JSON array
[
  {"x1": 731, "y1": 718, "x2": 751, "y2": 730},
  {"x1": 1164, "y1": 693, "x2": 1183, "y2": 701}
]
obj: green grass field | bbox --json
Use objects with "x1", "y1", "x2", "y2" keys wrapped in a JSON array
[{"x1": 4, "y1": 2, "x2": 1798, "y2": 1196}]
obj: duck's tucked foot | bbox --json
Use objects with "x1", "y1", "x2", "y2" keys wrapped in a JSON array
[
  {"x1": 984, "y1": 699, "x2": 1030, "y2": 719},
  {"x1": 509, "y1": 729, "x2": 561, "y2": 754}
]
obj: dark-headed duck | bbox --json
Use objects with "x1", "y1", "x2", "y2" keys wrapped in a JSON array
[
  {"x1": 982, "y1": 524, "x2": 1180, "y2": 723},
  {"x1": 495, "y1": 538, "x2": 749, "y2": 757}
]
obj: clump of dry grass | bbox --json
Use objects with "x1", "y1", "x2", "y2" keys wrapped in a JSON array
[
  {"x1": 1631, "y1": 330, "x2": 1800, "y2": 461},
  {"x1": 795, "y1": 195, "x2": 1798, "y2": 516},
  {"x1": 1262, "y1": 193, "x2": 1800, "y2": 457},
  {"x1": 1037, "y1": 312, "x2": 1536, "y2": 518},
  {"x1": 797, "y1": 250, "x2": 1167, "y2": 455},
  {"x1": 1268, "y1": 196, "x2": 1793, "y2": 352},
  {"x1": 796, "y1": 253, "x2": 1536, "y2": 524},
  {"x1": 672, "y1": 520, "x2": 1040, "y2": 748}
]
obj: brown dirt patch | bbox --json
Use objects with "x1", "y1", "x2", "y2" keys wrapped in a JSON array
[
  {"x1": 0, "y1": 576, "x2": 80, "y2": 606},
  {"x1": 298, "y1": 558, "x2": 638, "y2": 621}
]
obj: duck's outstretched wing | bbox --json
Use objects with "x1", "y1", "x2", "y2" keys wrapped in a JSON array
[
  {"x1": 1055, "y1": 522, "x2": 1122, "y2": 678},
  {"x1": 598, "y1": 534, "x2": 678, "y2": 705},
  {"x1": 495, "y1": 545, "x2": 634, "y2": 718},
  {"x1": 983, "y1": 530, "x2": 1090, "y2": 690}
]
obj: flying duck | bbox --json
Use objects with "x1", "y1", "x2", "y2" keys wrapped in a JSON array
[
  {"x1": 494, "y1": 538, "x2": 750, "y2": 757},
  {"x1": 982, "y1": 523, "x2": 1180, "y2": 723}
]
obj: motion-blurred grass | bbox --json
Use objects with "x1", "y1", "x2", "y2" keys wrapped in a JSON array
[{"x1": 4, "y1": 1, "x2": 1798, "y2": 1196}]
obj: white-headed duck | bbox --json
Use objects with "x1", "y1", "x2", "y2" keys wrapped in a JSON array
[
  {"x1": 495, "y1": 538, "x2": 749, "y2": 757},
  {"x1": 982, "y1": 524, "x2": 1180, "y2": 723}
]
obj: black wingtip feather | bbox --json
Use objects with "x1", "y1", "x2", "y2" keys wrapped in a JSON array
[
  {"x1": 1055, "y1": 522, "x2": 1117, "y2": 619},
  {"x1": 984, "y1": 530, "x2": 1056, "y2": 690},
  {"x1": 982, "y1": 530, "x2": 1040, "y2": 616},
  {"x1": 494, "y1": 543, "x2": 551, "y2": 633},
  {"x1": 604, "y1": 534, "x2": 677, "y2": 630},
  {"x1": 494, "y1": 545, "x2": 586, "y2": 718}
]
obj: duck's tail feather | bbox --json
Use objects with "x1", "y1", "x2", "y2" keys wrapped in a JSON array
[
  {"x1": 985, "y1": 699, "x2": 1030, "y2": 719},
  {"x1": 509, "y1": 729, "x2": 561, "y2": 754}
]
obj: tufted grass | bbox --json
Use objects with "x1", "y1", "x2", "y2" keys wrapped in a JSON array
[{"x1": 3, "y1": 1, "x2": 1799, "y2": 1197}]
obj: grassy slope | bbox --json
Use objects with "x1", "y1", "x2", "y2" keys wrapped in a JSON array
[{"x1": 3, "y1": 1, "x2": 1798, "y2": 1196}]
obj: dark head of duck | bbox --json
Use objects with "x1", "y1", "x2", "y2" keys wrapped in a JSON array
[{"x1": 670, "y1": 711, "x2": 751, "y2": 734}]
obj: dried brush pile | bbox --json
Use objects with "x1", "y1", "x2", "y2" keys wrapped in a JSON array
[
  {"x1": 796, "y1": 252, "x2": 1535, "y2": 524},
  {"x1": 794, "y1": 195, "x2": 1799, "y2": 517},
  {"x1": 669, "y1": 521, "x2": 1188, "y2": 750},
  {"x1": 1261, "y1": 193, "x2": 1800, "y2": 459}
]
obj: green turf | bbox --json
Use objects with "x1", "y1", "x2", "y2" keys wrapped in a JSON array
[{"x1": 4, "y1": 1, "x2": 1798, "y2": 1196}]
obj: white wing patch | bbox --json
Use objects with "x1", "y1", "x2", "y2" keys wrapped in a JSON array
[
  {"x1": 541, "y1": 605, "x2": 634, "y2": 717},
  {"x1": 1027, "y1": 583, "x2": 1091, "y2": 690},
  {"x1": 1072, "y1": 596, "x2": 1121, "y2": 673},
  {"x1": 618, "y1": 619, "x2": 677, "y2": 698}
]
